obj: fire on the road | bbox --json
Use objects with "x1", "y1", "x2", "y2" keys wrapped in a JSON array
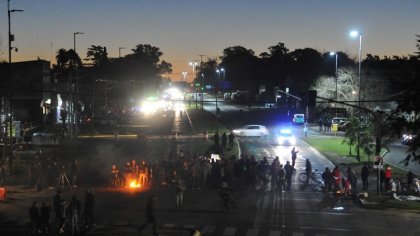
[{"x1": 128, "y1": 179, "x2": 141, "y2": 188}]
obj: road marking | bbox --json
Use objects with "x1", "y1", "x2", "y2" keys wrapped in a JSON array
[{"x1": 223, "y1": 227, "x2": 237, "y2": 235}]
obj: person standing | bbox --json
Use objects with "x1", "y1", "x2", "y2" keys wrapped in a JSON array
[
  {"x1": 84, "y1": 189, "x2": 95, "y2": 229},
  {"x1": 332, "y1": 166, "x2": 341, "y2": 192},
  {"x1": 69, "y1": 195, "x2": 81, "y2": 235},
  {"x1": 175, "y1": 179, "x2": 186, "y2": 209},
  {"x1": 305, "y1": 159, "x2": 312, "y2": 186},
  {"x1": 277, "y1": 165, "x2": 286, "y2": 192},
  {"x1": 29, "y1": 202, "x2": 41, "y2": 233},
  {"x1": 346, "y1": 167, "x2": 357, "y2": 196},
  {"x1": 138, "y1": 195, "x2": 158, "y2": 236},
  {"x1": 361, "y1": 164, "x2": 369, "y2": 190},
  {"x1": 384, "y1": 165, "x2": 392, "y2": 191},
  {"x1": 0, "y1": 162, "x2": 6, "y2": 186},
  {"x1": 53, "y1": 189, "x2": 62, "y2": 228},
  {"x1": 40, "y1": 201, "x2": 51, "y2": 234},
  {"x1": 214, "y1": 132, "x2": 220, "y2": 147},
  {"x1": 228, "y1": 132, "x2": 235, "y2": 149},
  {"x1": 291, "y1": 147, "x2": 299, "y2": 167},
  {"x1": 221, "y1": 132, "x2": 227, "y2": 150},
  {"x1": 70, "y1": 159, "x2": 79, "y2": 188},
  {"x1": 322, "y1": 167, "x2": 333, "y2": 193},
  {"x1": 284, "y1": 161, "x2": 294, "y2": 191}
]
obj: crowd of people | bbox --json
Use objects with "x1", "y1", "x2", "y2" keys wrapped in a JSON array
[
  {"x1": 28, "y1": 189, "x2": 95, "y2": 235},
  {"x1": 28, "y1": 157, "x2": 79, "y2": 191}
]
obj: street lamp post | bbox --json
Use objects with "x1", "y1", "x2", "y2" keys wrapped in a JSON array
[
  {"x1": 350, "y1": 30, "x2": 362, "y2": 160},
  {"x1": 329, "y1": 52, "x2": 338, "y2": 102},
  {"x1": 7, "y1": 0, "x2": 23, "y2": 167},
  {"x1": 330, "y1": 51, "x2": 338, "y2": 117},
  {"x1": 71, "y1": 32, "x2": 84, "y2": 138},
  {"x1": 73, "y1": 32, "x2": 84, "y2": 52},
  {"x1": 189, "y1": 61, "x2": 199, "y2": 109},
  {"x1": 118, "y1": 47, "x2": 126, "y2": 58}
]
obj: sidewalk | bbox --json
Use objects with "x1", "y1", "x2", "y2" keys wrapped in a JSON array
[{"x1": 304, "y1": 123, "x2": 420, "y2": 211}]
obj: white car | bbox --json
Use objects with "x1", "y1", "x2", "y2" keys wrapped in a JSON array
[
  {"x1": 277, "y1": 129, "x2": 296, "y2": 145},
  {"x1": 233, "y1": 125, "x2": 269, "y2": 137}
]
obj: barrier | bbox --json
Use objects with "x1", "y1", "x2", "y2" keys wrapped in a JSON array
[{"x1": 0, "y1": 187, "x2": 6, "y2": 201}]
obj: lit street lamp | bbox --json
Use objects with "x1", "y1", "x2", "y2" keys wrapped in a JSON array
[
  {"x1": 350, "y1": 30, "x2": 362, "y2": 160},
  {"x1": 182, "y1": 71, "x2": 187, "y2": 81},
  {"x1": 329, "y1": 52, "x2": 338, "y2": 102}
]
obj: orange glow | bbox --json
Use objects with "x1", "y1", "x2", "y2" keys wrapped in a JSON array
[{"x1": 128, "y1": 179, "x2": 141, "y2": 188}]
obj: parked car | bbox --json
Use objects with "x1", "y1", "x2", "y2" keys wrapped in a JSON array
[
  {"x1": 402, "y1": 134, "x2": 416, "y2": 145},
  {"x1": 233, "y1": 125, "x2": 269, "y2": 137},
  {"x1": 331, "y1": 117, "x2": 350, "y2": 131},
  {"x1": 332, "y1": 117, "x2": 348, "y2": 125}
]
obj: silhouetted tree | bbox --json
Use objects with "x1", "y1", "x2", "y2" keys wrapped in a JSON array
[{"x1": 86, "y1": 45, "x2": 109, "y2": 67}]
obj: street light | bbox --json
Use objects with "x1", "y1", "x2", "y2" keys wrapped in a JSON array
[
  {"x1": 329, "y1": 52, "x2": 338, "y2": 101},
  {"x1": 189, "y1": 61, "x2": 198, "y2": 75},
  {"x1": 73, "y1": 32, "x2": 84, "y2": 52},
  {"x1": 182, "y1": 71, "x2": 187, "y2": 81},
  {"x1": 7, "y1": 0, "x2": 23, "y2": 166},
  {"x1": 118, "y1": 47, "x2": 126, "y2": 58},
  {"x1": 220, "y1": 68, "x2": 225, "y2": 80},
  {"x1": 350, "y1": 30, "x2": 362, "y2": 160}
]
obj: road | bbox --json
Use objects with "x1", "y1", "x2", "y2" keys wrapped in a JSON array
[{"x1": 2, "y1": 99, "x2": 420, "y2": 236}]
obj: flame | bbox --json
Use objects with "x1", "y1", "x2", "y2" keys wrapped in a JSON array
[{"x1": 128, "y1": 179, "x2": 141, "y2": 188}]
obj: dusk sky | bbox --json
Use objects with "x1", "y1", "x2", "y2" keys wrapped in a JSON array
[{"x1": 1, "y1": 0, "x2": 420, "y2": 82}]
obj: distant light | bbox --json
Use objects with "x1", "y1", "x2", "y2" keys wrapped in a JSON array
[
  {"x1": 329, "y1": 51, "x2": 336, "y2": 56},
  {"x1": 221, "y1": 68, "x2": 225, "y2": 72},
  {"x1": 280, "y1": 129, "x2": 291, "y2": 134},
  {"x1": 350, "y1": 30, "x2": 359, "y2": 38}
]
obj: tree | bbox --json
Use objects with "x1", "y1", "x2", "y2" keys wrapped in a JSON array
[
  {"x1": 220, "y1": 46, "x2": 260, "y2": 91},
  {"x1": 390, "y1": 35, "x2": 420, "y2": 159},
  {"x1": 86, "y1": 45, "x2": 109, "y2": 67}
]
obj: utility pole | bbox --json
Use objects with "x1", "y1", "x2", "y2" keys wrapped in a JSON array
[
  {"x1": 198, "y1": 55, "x2": 206, "y2": 109},
  {"x1": 7, "y1": 0, "x2": 23, "y2": 169}
]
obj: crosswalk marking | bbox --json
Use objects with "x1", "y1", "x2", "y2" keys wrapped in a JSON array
[{"x1": 223, "y1": 227, "x2": 237, "y2": 235}]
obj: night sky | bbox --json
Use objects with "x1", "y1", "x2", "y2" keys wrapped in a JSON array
[{"x1": 1, "y1": 0, "x2": 419, "y2": 81}]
